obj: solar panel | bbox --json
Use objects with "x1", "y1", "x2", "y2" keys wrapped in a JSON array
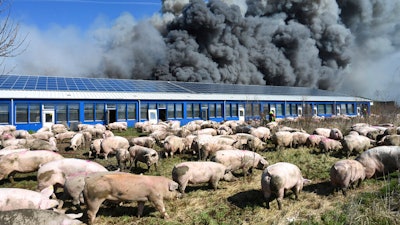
[{"x1": 0, "y1": 74, "x2": 348, "y2": 97}]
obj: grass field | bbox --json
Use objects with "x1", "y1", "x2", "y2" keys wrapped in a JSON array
[{"x1": 1, "y1": 116, "x2": 400, "y2": 225}]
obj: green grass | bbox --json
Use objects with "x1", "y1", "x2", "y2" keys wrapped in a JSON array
[{"x1": 2, "y1": 120, "x2": 400, "y2": 224}]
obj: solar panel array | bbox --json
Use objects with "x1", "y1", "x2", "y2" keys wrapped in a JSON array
[
  {"x1": 0, "y1": 75, "x2": 188, "y2": 93},
  {"x1": 0, "y1": 74, "x2": 346, "y2": 97}
]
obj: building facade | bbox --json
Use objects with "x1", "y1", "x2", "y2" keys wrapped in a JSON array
[{"x1": 0, "y1": 75, "x2": 372, "y2": 131}]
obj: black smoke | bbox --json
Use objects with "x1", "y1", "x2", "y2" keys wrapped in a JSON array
[{"x1": 151, "y1": 0, "x2": 353, "y2": 90}]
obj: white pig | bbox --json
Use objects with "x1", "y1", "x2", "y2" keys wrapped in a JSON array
[
  {"x1": 172, "y1": 161, "x2": 236, "y2": 194},
  {"x1": 37, "y1": 158, "x2": 108, "y2": 191},
  {"x1": 261, "y1": 162, "x2": 310, "y2": 210},
  {"x1": 0, "y1": 186, "x2": 59, "y2": 211},
  {"x1": 0, "y1": 150, "x2": 64, "y2": 183}
]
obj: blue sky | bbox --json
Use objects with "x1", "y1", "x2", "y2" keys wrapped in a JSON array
[{"x1": 11, "y1": 0, "x2": 162, "y2": 30}]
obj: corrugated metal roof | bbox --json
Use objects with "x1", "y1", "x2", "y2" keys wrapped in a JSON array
[{"x1": 0, "y1": 74, "x2": 371, "y2": 102}]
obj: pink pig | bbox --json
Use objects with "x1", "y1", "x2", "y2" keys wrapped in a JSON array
[
  {"x1": 37, "y1": 158, "x2": 108, "y2": 191},
  {"x1": 0, "y1": 186, "x2": 59, "y2": 211}
]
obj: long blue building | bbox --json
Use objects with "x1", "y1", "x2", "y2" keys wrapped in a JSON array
[{"x1": 0, "y1": 74, "x2": 372, "y2": 131}]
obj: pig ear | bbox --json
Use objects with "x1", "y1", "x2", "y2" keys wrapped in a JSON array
[
  {"x1": 303, "y1": 179, "x2": 312, "y2": 185},
  {"x1": 40, "y1": 185, "x2": 55, "y2": 197},
  {"x1": 66, "y1": 212, "x2": 83, "y2": 219},
  {"x1": 169, "y1": 181, "x2": 179, "y2": 191}
]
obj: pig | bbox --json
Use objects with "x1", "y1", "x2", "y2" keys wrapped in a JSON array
[
  {"x1": 250, "y1": 126, "x2": 271, "y2": 142},
  {"x1": 0, "y1": 150, "x2": 64, "y2": 183},
  {"x1": 341, "y1": 133, "x2": 372, "y2": 157},
  {"x1": 212, "y1": 149, "x2": 269, "y2": 178},
  {"x1": 83, "y1": 172, "x2": 180, "y2": 224},
  {"x1": 12, "y1": 129, "x2": 32, "y2": 139},
  {"x1": 330, "y1": 159, "x2": 366, "y2": 196},
  {"x1": 128, "y1": 145, "x2": 159, "y2": 171},
  {"x1": 172, "y1": 161, "x2": 236, "y2": 194},
  {"x1": 37, "y1": 158, "x2": 108, "y2": 191},
  {"x1": 163, "y1": 135, "x2": 187, "y2": 158},
  {"x1": 355, "y1": 146, "x2": 400, "y2": 179},
  {"x1": 0, "y1": 148, "x2": 29, "y2": 157},
  {"x1": 245, "y1": 135, "x2": 267, "y2": 152},
  {"x1": 55, "y1": 131, "x2": 77, "y2": 143},
  {"x1": 129, "y1": 136, "x2": 156, "y2": 148},
  {"x1": 0, "y1": 186, "x2": 59, "y2": 211},
  {"x1": 312, "y1": 128, "x2": 331, "y2": 138},
  {"x1": 25, "y1": 138, "x2": 58, "y2": 151},
  {"x1": 1, "y1": 138, "x2": 27, "y2": 148},
  {"x1": 313, "y1": 128, "x2": 343, "y2": 140},
  {"x1": 88, "y1": 138, "x2": 103, "y2": 158},
  {"x1": 106, "y1": 121, "x2": 127, "y2": 131},
  {"x1": 31, "y1": 131, "x2": 54, "y2": 141},
  {"x1": 318, "y1": 137, "x2": 343, "y2": 153},
  {"x1": 378, "y1": 134, "x2": 400, "y2": 146},
  {"x1": 291, "y1": 132, "x2": 310, "y2": 148},
  {"x1": 100, "y1": 136, "x2": 129, "y2": 159},
  {"x1": 193, "y1": 128, "x2": 218, "y2": 136},
  {"x1": 271, "y1": 131, "x2": 293, "y2": 150},
  {"x1": 261, "y1": 162, "x2": 310, "y2": 210},
  {"x1": 63, "y1": 171, "x2": 115, "y2": 206},
  {"x1": 305, "y1": 134, "x2": 325, "y2": 148},
  {"x1": 69, "y1": 132, "x2": 85, "y2": 151},
  {"x1": 0, "y1": 209, "x2": 83, "y2": 225},
  {"x1": 199, "y1": 142, "x2": 238, "y2": 161},
  {"x1": 63, "y1": 172, "x2": 88, "y2": 206},
  {"x1": 51, "y1": 123, "x2": 69, "y2": 134},
  {"x1": 116, "y1": 148, "x2": 131, "y2": 171},
  {"x1": 217, "y1": 124, "x2": 233, "y2": 135}
]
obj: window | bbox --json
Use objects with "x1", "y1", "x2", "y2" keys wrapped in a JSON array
[
  {"x1": 167, "y1": 103, "x2": 174, "y2": 118},
  {"x1": 253, "y1": 104, "x2": 260, "y2": 116},
  {"x1": 69, "y1": 104, "x2": 79, "y2": 121},
  {"x1": 245, "y1": 103, "x2": 252, "y2": 116},
  {"x1": 225, "y1": 104, "x2": 231, "y2": 117},
  {"x1": 16, "y1": 104, "x2": 28, "y2": 123},
  {"x1": 276, "y1": 104, "x2": 283, "y2": 116},
  {"x1": 127, "y1": 104, "x2": 136, "y2": 120},
  {"x1": 318, "y1": 104, "x2": 325, "y2": 114},
  {"x1": 232, "y1": 104, "x2": 238, "y2": 117},
  {"x1": 193, "y1": 104, "x2": 200, "y2": 118},
  {"x1": 84, "y1": 104, "x2": 94, "y2": 121},
  {"x1": 176, "y1": 104, "x2": 183, "y2": 118},
  {"x1": 57, "y1": 104, "x2": 67, "y2": 123},
  {"x1": 209, "y1": 104, "x2": 216, "y2": 118},
  {"x1": 187, "y1": 104, "x2": 193, "y2": 118},
  {"x1": 30, "y1": 104, "x2": 40, "y2": 123},
  {"x1": 140, "y1": 104, "x2": 147, "y2": 120},
  {"x1": 326, "y1": 104, "x2": 333, "y2": 114},
  {"x1": 340, "y1": 104, "x2": 346, "y2": 114},
  {"x1": 347, "y1": 104, "x2": 354, "y2": 114},
  {"x1": 216, "y1": 104, "x2": 222, "y2": 118},
  {"x1": 118, "y1": 104, "x2": 126, "y2": 120},
  {"x1": 96, "y1": 104, "x2": 104, "y2": 120},
  {"x1": 0, "y1": 104, "x2": 9, "y2": 123},
  {"x1": 291, "y1": 104, "x2": 298, "y2": 115},
  {"x1": 286, "y1": 104, "x2": 291, "y2": 116}
]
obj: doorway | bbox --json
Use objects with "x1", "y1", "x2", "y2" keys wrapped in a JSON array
[
  {"x1": 107, "y1": 109, "x2": 116, "y2": 124},
  {"x1": 42, "y1": 109, "x2": 54, "y2": 130},
  {"x1": 238, "y1": 107, "x2": 245, "y2": 121},
  {"x1": 158, "y1": 108, "x2": 166, "y2": 121}
]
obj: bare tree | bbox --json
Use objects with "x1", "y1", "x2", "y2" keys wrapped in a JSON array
[{"x1": 0, "y1": 1, "x2": 26, "y2": 58}]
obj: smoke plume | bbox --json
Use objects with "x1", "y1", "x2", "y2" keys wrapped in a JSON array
[{"x1": 4, "y1": 0, "x2": 400, "y2": 102}]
